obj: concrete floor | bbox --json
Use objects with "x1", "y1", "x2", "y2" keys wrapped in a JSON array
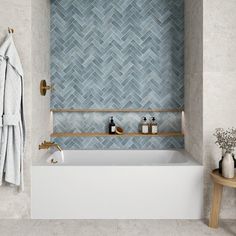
[{"x1": 0, "y1": 220, "x2": 235, "y2": 236}]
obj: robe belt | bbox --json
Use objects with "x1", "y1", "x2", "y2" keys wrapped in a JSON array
[{"x1": 1, "y1": 114, "x2": 21, "y2": 126}]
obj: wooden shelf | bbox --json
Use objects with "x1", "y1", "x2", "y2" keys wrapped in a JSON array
[
  {"x1": 50, "y1": 132, "x2": 184, "y2": 138},
  {"x1": 50, "y1": 108, "x2": 184, "y2": 113}
]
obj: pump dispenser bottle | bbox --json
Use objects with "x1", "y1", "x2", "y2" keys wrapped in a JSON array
[
  {"x1": 150, "y1": 117, "x2": 158, "y2": 134},
  {"x1": 140, "y1": 117, "x2": 149, "y2": 134}
]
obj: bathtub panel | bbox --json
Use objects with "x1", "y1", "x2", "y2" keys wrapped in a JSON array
[{"x1": 32, "y1": 166, "x2": 203, "y2": 219}]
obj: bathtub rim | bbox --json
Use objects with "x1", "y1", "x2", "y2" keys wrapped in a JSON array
[{"x1": 33, "y1": 149, "x2": 202, "y2": 167}]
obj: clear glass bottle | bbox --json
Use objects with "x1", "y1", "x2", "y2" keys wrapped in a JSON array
[
  {"x1": 141, "y1": 117, "x2": 149, "y2": 134},
  {"x1": 150, "y1": 117, "x2": 158, "y2": 134}
]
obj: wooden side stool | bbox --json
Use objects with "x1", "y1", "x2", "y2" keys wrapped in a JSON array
[{"x1": 209, "y1": 169, "x2": 236, "y2": 228}]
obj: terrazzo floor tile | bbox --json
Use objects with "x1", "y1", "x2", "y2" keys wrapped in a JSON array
[{"x1": 0, "y1": 220, "x2": 235, "y2": 236}]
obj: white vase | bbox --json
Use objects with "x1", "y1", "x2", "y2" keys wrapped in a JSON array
[{"x1": 222, "y1": 152, "x2": 235, "y2": 178}]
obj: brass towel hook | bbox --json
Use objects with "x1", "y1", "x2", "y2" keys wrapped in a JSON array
[
  {"x1": 40, "y1": 80, "x2": 52, "y2": 96},
  {"x1": 8, "y1": 27, "x2": 14, "y2": 34}
]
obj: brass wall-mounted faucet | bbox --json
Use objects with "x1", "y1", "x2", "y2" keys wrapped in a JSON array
[
  {"x1": 39, "y1": 141, "x2": 62, "y2": 152},
  {"x1": 40, "y1": 80, "x2": 52, "y2": 96}
]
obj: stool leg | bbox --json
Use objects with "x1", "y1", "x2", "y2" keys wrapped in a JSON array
[{"x1": 209, "y1": 183, "x2": 223, "y2": 228}]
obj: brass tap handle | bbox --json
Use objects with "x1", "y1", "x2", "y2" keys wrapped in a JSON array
[{"x1": 43, "y1": 85, "x2": 51, "y2": 90}]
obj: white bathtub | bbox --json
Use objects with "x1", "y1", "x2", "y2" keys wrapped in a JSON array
[{"x1": 32, "y1": 150, "x2": 203, "y2": 219}]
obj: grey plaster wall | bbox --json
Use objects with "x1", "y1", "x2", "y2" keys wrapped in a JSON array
[
  {"x1": 0, "y1": 0, "x2": 31, "y2": 218},
  {"x1": 185, "y1": 0, "x2": 236, "y2": 219},
  {"x1": 203, "y1": 0, "x2": 236, "y2": 219},
  {"x1": 0, "y1": 0, "x2": 51, "y2": 218}
]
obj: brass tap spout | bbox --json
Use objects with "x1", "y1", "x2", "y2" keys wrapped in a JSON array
[{"x1": 39, "y1": 140, "x2": 62, "y2": 152}]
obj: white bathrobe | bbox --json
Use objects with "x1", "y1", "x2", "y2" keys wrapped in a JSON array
[{"x1": 0, "y1": 33, "x2": 25, "y2": 189}]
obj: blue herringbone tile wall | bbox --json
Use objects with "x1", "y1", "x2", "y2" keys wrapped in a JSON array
[
  {"x1": 51, "y1": 0, "x2": 184, "y2": 109},
  {"x1": 51, "y1": 0, "x2": 184, "y2": 149},
  {"x1": 52, "y1": 136, "x2": 184, "y2": 150}
]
